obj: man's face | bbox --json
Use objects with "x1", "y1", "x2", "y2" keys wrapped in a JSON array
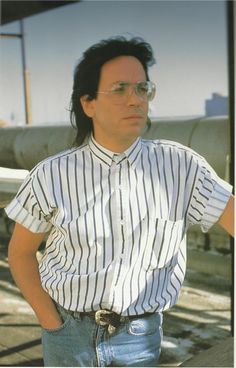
[{"x1": 81, "y1": 56, "x2": 149, "y2": 147}]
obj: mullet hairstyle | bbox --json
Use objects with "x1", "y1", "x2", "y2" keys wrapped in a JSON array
[{"x1": 70, "y1": 36, "x2": 156, "y2": 146}]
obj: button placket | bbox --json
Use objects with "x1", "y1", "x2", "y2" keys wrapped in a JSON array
[{"x1": 107, "y1": 160, "x2": 123, "y2": 306}]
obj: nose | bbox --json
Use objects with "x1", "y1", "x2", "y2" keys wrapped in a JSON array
[{"x1": 126, "y1": 86, "x2": 143, "y2": 106}]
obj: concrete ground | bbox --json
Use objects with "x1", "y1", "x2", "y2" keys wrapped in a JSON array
[{"x1": 0, "y1": 230, "x2": 233, "y2": 367}]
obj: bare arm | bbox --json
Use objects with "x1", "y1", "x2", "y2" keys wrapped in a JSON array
[
  {"x1": 8, "y1": 223, "x2": 62, "y2": 329},
  {"x1": 217, "y1": 195, "x2": 234, "y2": 237}
]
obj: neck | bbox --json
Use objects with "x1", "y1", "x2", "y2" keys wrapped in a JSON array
[{"x1": 93, "y1": 135, "x2": 139, "y2": 153}]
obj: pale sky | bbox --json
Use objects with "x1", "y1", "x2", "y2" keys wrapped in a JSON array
[{"x1": 0, "y1": 0, "x2": 228, "y2": 125}]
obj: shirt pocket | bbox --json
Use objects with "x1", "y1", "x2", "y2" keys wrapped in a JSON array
[{"x1": 144, "y1": 218, "x2": 185, "y2": 270}]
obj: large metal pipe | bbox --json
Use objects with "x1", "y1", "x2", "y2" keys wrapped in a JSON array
[
  {"x1": 144, "y1": 116, "x2": 230, "y2": 180},
  {"x1": 0, "y1": 116, "x2": 230, "y2": 180},
  {"x1": 0, "y1": 124, "x2": 76, "y2": 169}
]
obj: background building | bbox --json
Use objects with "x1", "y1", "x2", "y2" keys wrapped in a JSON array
[{"x1": 205, "y1": 92, "x2": 228, "y2": 116}]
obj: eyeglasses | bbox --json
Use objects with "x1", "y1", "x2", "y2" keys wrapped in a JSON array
[{"x1": 96, "y1": 81, "x2": 156, "y2": 104}]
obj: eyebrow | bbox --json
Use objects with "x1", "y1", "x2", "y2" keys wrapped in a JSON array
[{"x1": 109, "y1": 80, "x2": 146, "y2": 87}]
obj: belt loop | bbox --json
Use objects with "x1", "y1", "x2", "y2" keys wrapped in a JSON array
[{"x1": 73, "y1": 311, "x2": 81, "y2": 320}]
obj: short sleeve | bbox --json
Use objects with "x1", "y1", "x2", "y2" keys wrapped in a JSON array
[
  {"x1": 4, "y1": 164, "x2": 53, "y2": 233},
  {"x1": 187, "y1": 155, "x2": 233, "y2": 233}
]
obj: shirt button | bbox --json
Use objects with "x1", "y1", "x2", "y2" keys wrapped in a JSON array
[{"x1": 120, "y1": 220, "x2": 124, "y2": 226}]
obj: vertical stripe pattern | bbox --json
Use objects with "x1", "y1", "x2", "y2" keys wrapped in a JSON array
[{"x1": 5, "y1": 136, "x2": 232, "y2": 315}]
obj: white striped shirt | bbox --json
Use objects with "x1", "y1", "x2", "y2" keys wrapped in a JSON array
[{"x1": 5, "y1": 136, "x2": 232, "y2": 315}]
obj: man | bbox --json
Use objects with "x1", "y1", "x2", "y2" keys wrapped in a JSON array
[{"x1": 5, "y1": 37, "x2": 234, "y2": 367}]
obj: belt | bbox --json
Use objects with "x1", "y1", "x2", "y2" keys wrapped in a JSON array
[
  {"x1": 58, "y1": 303, "x2": 154, "y2": 335},
  {"x1": 82, "y1": 309, "x2": 126, "y2": 335}
]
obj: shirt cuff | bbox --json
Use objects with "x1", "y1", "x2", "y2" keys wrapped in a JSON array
[
  {"x1": 200, "y1": 178, "x2": 233, "y2": 233},
  {"x1": 4, "y1": 198, "x2": 52, "y2": 233}
]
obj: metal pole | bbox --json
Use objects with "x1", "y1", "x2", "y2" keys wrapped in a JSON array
[
  {"x1": 19, "y1": 19, "x2": 32, "y2": 125},
  {"x1": 226, "y1": 0, "x2": 234, "y2": 337}
]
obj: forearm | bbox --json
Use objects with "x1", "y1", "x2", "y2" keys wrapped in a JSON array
[
  {"x1": 218, "y1": 195, "x2": 234, "y2": 237},
  {"x1": 8, "y1": 251, "x2": 62, "y2": 329}
]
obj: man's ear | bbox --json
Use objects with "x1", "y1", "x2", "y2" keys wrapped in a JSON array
[{"x1": 80, "y1": 95, "x2": 95, "y2": 118}]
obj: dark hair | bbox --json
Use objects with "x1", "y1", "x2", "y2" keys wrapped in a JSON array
[{"x1": 70, "y1": 36, "x2": 156, "y2": 146}]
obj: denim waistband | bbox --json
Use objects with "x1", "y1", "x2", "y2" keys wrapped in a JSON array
[{"x1": 56, "y1": 303, "x2": 162, "y2": 325}]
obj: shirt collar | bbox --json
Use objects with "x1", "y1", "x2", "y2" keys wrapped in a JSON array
[{"x1": 88, "y1": 135, "x2": 142, "y2": 168}]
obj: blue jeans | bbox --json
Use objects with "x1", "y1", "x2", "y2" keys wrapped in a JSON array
[{"x1": 42, "y1": 305, "x2": 163, "y2": 367}]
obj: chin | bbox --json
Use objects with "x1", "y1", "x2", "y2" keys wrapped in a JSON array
[
  {"x1": 129, "y1": 123, "x2": 145, "y2": 133},
  {"x1": 124, "y1": 128, "x2": 143, "y2": 140}
]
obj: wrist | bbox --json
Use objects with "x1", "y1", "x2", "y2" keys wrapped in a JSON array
[
  {"x1": 37, "y1": 308, "x2": 63, "y2": 329},
  {"x1": 39, "y1": 314, "x2": 63, "y2": 329}
]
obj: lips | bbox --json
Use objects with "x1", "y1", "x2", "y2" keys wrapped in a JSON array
[{"x1": 124, "y1": 115, "x2": 144, "y2": 119}]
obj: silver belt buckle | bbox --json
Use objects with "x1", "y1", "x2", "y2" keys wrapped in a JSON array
[
  {"x1": 95, "y1": 310, "x2": 117, "y2": 335},
  {"x1": 95, "y1": 310, "x2": 112, "y2": 326}
]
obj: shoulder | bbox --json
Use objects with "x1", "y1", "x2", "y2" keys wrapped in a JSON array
[
  {"x1": 141, "y1": 138, "x2": 204, "y2": 161},
  {"x1": 29, "y1": 143, "x2": 88, "y2": 177}
]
